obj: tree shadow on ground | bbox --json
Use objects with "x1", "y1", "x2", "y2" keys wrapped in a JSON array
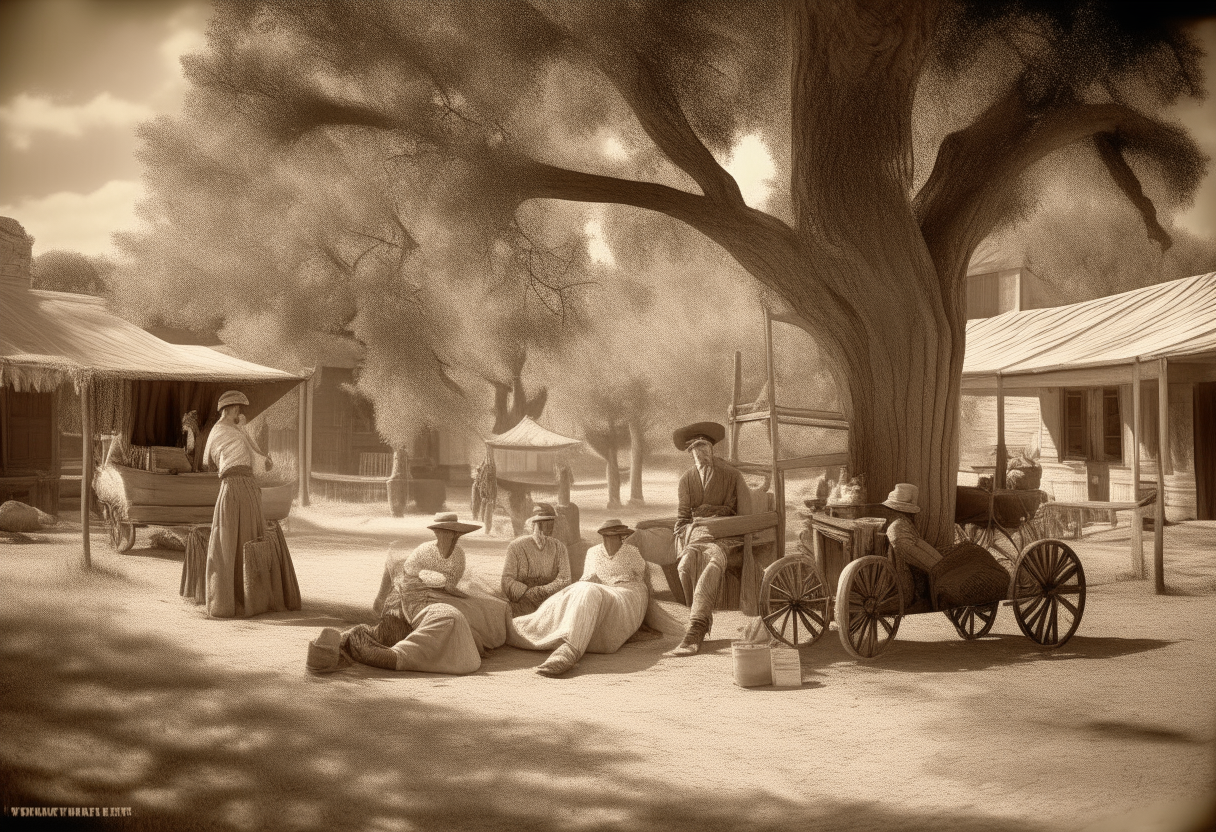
[
  {"x1": 0, "y1": 584, "x2": 1052, "y2": 832},
  {"x1": 809, "y1": 629, "x2": 1175, "y2": 674}
]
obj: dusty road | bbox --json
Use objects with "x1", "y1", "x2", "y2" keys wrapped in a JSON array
[{"x1": 1, "y1": 488, "x2": 1214, "y2": 832}]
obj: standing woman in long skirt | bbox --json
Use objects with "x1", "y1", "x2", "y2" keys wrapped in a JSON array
[{"x1": 202, "y1": 390, "x2": 266, "y2": 618}]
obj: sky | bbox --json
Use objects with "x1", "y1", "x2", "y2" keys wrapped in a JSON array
[{"x1": 0, "y1": 2, "x2": 1212, "y2": 258}]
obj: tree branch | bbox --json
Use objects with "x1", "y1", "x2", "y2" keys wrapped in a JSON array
[
  {"x1": 914, "y1": 90, "x2": 1201, "y2": 298},
  {"x1": 524, "y1": 1, "x2": 745, "y2": 208}
]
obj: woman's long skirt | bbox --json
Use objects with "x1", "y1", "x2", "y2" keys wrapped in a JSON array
[{"x1": 205, "y1": 473, "x2": 265, "y2": 618}]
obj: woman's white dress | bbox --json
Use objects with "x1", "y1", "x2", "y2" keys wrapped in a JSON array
[{"x1": 507, "y1": 542, "x2": 648, "y2": 658}]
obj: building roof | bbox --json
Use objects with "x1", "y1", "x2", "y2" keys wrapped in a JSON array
[
  {"x1": 1, "y1": 283, "x2": 306, "y2": 415},
  {"x1": 962, "y1": 272, "x2": 1216, "y2": 386},
  {"x1": 485, "y1": 416, "x2": 582, "y2": 450}
]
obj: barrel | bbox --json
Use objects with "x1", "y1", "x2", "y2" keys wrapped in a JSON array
[{"x1": 1165, "y1": 472, "x2": 1197, "y2": 522}]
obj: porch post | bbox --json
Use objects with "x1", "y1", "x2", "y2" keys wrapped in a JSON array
[
  {"x1": 1154, "y1": 358, "x2": 1168, "y2": 594},
  {"x1": 297, "y1": 379, "x2": 310, "y2": 507},
  {"x1": 995, "y1": 373, "x2": 1007, "y2": 489},
  {"x1": 1131, "y1": 358, "x2": 1143, "y2": 579},
  {"x1": 80, "y1": 380, "x2": 92, "y2": 569}
]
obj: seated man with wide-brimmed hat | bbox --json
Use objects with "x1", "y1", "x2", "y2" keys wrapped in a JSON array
[{"x1": 661, "y1": 421, "x2": 739, "y2": 657}]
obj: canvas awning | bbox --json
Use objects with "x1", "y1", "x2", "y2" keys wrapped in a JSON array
[
  {"x1": 961, "y1": 272, "x2": 1216, "y2": 391},
  {"x1": 1, "y1": 284, "x2": 306, "y2": 420},
  {"x1": 485, "y1": 417, "x2": 581, "y2": 451}
]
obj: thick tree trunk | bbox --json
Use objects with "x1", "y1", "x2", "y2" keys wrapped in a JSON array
[{"x1": 627, "y1": 418, "x2": 645, "y2": 507}]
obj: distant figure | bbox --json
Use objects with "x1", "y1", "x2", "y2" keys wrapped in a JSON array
[
  {"x1": 501, "y1": 503, "x2": 571, "y2": 616},
  {"x1": 200, "y1": 390, "x2": 266, "y2": 618},
  {"x1": 180, "y1": 410, "x2": 202, "y2": 472},
  {"x1": 508, "y1": 519, "x2": 649, "y2": 677},
  {"x1": 333, "y1": 513, "x2": 510, "y2": 675}
]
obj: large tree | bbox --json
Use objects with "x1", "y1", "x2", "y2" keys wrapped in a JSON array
[{"x1": 175, "y1": 0, "x2": 1206, "y2": 543}]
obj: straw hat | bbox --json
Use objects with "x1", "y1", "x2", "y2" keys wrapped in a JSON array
[
  {"x1": 882, "y1": 483, "x2": 921, "y2": 514},
  {"x1": 672, "y1": 421, "x2": 725, "y2": 451},
  {"x1": 596, "y1": 518, "x2": 634, "y2": 537},
  {"x1": 217, "y1": 390, "x2": 250, "y2": 412},
  {"x1": 427, "y1": 512, "x2": 481, "y2": 534}
]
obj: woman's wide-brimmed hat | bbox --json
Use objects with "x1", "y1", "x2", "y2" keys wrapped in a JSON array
[
  {"x1": 217, "y1": 390, "x2": 250, "y2": 412},
  {"x1": 529, "y1": 502, "x2": 558, "y2": 522},
  {"x1": 596, "y1": 518, "x2": 634, "y2": 537},
  {"x1": 882, "y1": 483, "x2": 921, "y2": 514},
  {"x1": 427, "y1": 512, "x2": 481, "y2": 534},
  {"x1": 672, "y1": 421, "x2": 726, "y2": 451}
]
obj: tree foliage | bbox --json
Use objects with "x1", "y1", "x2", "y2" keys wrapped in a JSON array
[{"x1": 120, "y1": 0, "x2": 1208, "y2": 543}]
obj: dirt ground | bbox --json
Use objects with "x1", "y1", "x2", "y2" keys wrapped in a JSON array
[{"x1": 1, "y1": 476, "x2": 1214, "y2": 832}]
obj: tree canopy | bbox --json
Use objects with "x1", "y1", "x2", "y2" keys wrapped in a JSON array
[{"x1": 118, "y1": 0, "x2": 1209, "y2": 542}]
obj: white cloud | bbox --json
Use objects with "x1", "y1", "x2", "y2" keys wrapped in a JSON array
[
  {"x1": 0, "y1": 92, "x2": 155, "y2": 150},
  {"x1": 724, "y1": 134, "x2": 777, "y2": 208},
  {"x1": 0, "y1": 180, "x2": 145, "y2": 256}
]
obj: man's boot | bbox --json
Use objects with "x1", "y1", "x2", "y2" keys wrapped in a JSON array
[{"x1": 664, "y1": 618, "x2": 709, "y2": 657}]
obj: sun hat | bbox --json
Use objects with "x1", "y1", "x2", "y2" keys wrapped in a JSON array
[
  {"x1": 427, "y1": 512, "x2": 481, "y2": 534},
  {"x1": 882, "y1": 483, "x2": 921, "y2": 514},
  {"x1": 596, "y1": 518, "x2": 634, "y2": 537},
  {"x1": 529, "y1": 503, "x2": 558, "y2": 522},
  {"x1": 217, "y1": 390, "x2": 250, "y2": 412},
  {"x1": 672, "y1": 421, "x2": 726, "y2": 451}
]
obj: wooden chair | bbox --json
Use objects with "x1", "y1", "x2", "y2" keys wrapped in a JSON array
[{"x1": 633, "y1": 464, "x2": 780, "y2": 615}]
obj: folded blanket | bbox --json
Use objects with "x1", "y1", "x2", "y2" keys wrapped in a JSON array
[{"x1": 930, "y1": 542, "x2": 1011, "y2": 611}]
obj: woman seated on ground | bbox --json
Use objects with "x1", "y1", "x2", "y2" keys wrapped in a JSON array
[
  {"x1": 308, "y1": 512, "x2": 509, "y2": 675},
  {"x1": 883, "y1": 483, "x2": 1009, "y2": 613},
  {"x1": 507, "y1": 518, "x2": 650, "y2": 677}
]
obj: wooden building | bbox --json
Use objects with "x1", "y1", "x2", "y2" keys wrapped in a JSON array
[{"x1": 960, "y1": 272, "x2": 1216, "y2": 523}]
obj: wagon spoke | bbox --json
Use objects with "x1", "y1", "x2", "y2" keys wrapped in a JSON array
[
  {"x1": 1054, "y1": 562, "x2": 1080, "y2": 587},
  {"x1": 797, "y1": 609, "x2": 818, "y2": 637},
  {"x1": 1056, "y1": 594, "x2": 1080, "y2": 619},
  {"x1": 805, "y1": 607, "x2": 826, "y2": 629},
  {"x1": 768, "y1": 583, "x2": 794, "y2": 601},
  {"x1": 763, "y1": 606, "x2": 788, "y2": 625},
  {"x1": 877, "y1": 614, "x2": 896, "y2": 637}
]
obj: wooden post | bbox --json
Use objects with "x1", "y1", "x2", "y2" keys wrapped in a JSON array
[
  {"x1": 1131, "y1": 358, "x2": 1144, "y2": 579},
  {"x1": 305, "y1": 375, "x2": 314, "y2": 502},
  {"x1": 995, "y1": 373, "x2": 1007, "y2": 489},
  {"x1": 729, "y1": 350, "x2": 742, "y2": 463},
  {"x1": 297, "y1": 382, "x2": 309, "y2": 507},
  {"x1": 764, "y1": 310, "x2": 784, "y2": 556},
  {"x1": 0, "y1": 386, "x2": 9, "y2": 474},
  {"x1": 1154, "y1": 358, "x2": 1168, "y2": 594},
  {"x1": 80, "y1": 381, "x2": 93, "y2": 569}
]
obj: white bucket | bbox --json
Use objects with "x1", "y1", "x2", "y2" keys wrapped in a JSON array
[{"x1": 732, "y1": 642, "x2": 772, "y2": 687}]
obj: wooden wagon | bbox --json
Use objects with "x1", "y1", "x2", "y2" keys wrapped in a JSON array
[
  {"x1": 95, "y1": 464, "x2": 294, "y2": 553},
  {"x1": 757, "y1": 504, "x2": 1085, "y2": 659}
]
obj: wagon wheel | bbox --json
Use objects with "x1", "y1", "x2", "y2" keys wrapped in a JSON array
[
  {"x1": 103, "y1": 503, "x2": 136, "y2": 553},
  {"x1": 759, "y1": 556, "x2": 830, "y2": 647},
  {"x1": 1011, "y1": 539, "x2": 1085, "y2": 648},
  {"x1": 835, "y1": 556, "x2": 903, "y2": 660},
  {"x1": 943, "y1": 603, "x2": 999, "y2": 639}
]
